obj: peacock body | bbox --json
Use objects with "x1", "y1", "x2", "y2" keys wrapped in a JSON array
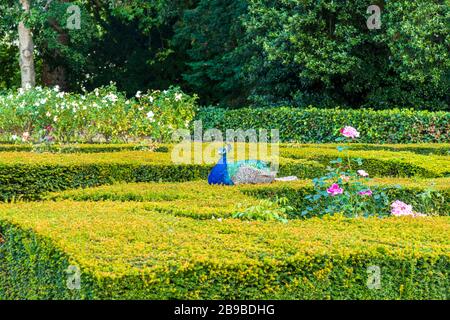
[{"x1": 208, "y1": 146, "x2": 277, "y2": 185}]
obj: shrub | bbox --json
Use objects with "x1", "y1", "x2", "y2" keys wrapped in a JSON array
[
  {"x1": 241, "y1": 179, "x2": 449, "y2": 218},
  {"x1": 282, "y1": 143, "x2": 450, "y2": 156},
  {"x1": 0, "y1": 201, "x2": 448, "y2": 299},
  {"x1": 1, "y1": 143, "x2": 448, "y2": 201},
  {"x1": 197, "y1": 107, "x2": 450, "y2": 143},
  {"x1": 0, "y1": 85, "x2": 198, "y2": 144},
  {"x1": 233, "y1": 197, "x2": 292, "y2": 223},
  {"x1": 48, "y1": 179, "x2": 449, "y2": 218},
  {"x1": 244, "y1": 0, "x2": 449, "y2": 110}
]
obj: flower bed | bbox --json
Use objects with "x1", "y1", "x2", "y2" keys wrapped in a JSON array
[{"x1": 0, "y1": 85, "x2": 197, "y2": 144}]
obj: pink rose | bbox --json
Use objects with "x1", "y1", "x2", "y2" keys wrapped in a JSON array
[
  {"x1": 327, "y1": 183, "x2": 343, "y2": 196},
  {"x1": 340, "y1": 126, "x2": 360, "y2": 139},
  {"x1": 391, "y1": 200, "x2": 413, "y2": 216},
  {"x1": 357, "y1": 170, "x2": 369, "y2": 177},
  {"x1": 358, "y1": 189, "x2": 373, "y2": 196}
]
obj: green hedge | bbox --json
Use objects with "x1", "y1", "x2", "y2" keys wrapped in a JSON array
[
  {"x1": 283, "y1": 143, "x2": 450, "y2": 156},
  {"x1": 197, "y1": 107, "x2": 450, "y2": 143},
  {"x1": 0, "y1": 201, "x2": 448, "y2": 299},
  {"x1": 0, "y1": 143, "x2": 170, "y2": 153},
  {"x1": 279, "y1": 147, "x2": 450, "y2": 178},
  {"x1": 49, "y1": 179, "x2": 449, "y2": 218},
  {"x1": 0, "y1": 152, "x2": 321, "y2": 201},
  {"x1": 239, "y1": 179, "x2": 450, "y2": 217},
  {"x1": 1, "y1": 144, "x2": 449, "y2": 201}
]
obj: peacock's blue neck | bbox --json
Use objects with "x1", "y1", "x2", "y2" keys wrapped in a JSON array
[{"x1": 218, "y1": 152, "x2": 227, "y2": 165}]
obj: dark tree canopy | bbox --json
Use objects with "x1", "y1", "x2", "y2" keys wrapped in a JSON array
[{"x1": 0, "y1": 0, "x2": 448, "y2": 109}]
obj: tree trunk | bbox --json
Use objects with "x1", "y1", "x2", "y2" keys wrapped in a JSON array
[{"x1": 18, "y1": 0, "x2": 36, "y2": 89}]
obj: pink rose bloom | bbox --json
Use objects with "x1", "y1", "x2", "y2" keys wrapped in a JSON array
[
  {"x1": 327, "y1": 183, "x2": 343, "y2": 196},
  {"x1": 358, "y1": 189, "x2": 373, "y2": 196},
  {"x1": 340, "y1": 126, "x2": 360, "y2": 139},
  {"x1": 357, "y1": 170, "x2": 369, "y2": 177},
  {"x1": 391, "y1": 200, "x2": 414, "y2": 216}
]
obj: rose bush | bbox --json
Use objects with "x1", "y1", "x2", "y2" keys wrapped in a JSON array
[
  {"x1": 301, "y1": 126, "x2": 429, "y2": 218},
  {"x1": 0, "y1": 84, "x2": 198, "y2": 144}
]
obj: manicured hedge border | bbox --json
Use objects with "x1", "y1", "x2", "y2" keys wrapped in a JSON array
[
  {"x1": 49, "y1": 179, "x2": 449, "y2": 217},
  {"x1": 284, "y1": 143, "x2": 450, "y2": 156},
  {"x1": 280, "y1": 147, "x2": 450, "y2": 178},
  {"x1": 197, "y1": 107, "x2": 450, "y2": 143},
  {"x1": 0, "y1": 201, "x2": 448, "y2": 299},
  {"x1": 1, "y1": 145, "x2": 448, "y2": 200},
  {"x1": 0, "y1": 143, "x2": 170, "y2": 153},
  {"x1": 0, "y1": 161, "x2": 322, "y2": 201}
]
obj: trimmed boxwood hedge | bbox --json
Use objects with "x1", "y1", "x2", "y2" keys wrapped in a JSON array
[
  {"x1": 239, "y1": 179, "x2": 450, "y2": 217},
  {"x1": 0, "y1": 143, "x2": 170, "y2": 153},
  {"x1": 197, "y1": 107, "x2": 450, "y2": 143},
  {"x1": 283, "y1": 143, "x2": 450, "y2": 156},
  {"x1": 280, "y1": 147, "x2": 450, "y2": 178},
  {"x1": 0, "y1": 201, "x2": 448, "y2": 299},
  {"x1": 0, "y1": 157, "x2": 320, "y2": 202},
  {"x1": 1, "y1": 144, "x2": 448, "y2": 201},
  {"x1": 49, "y1": 179, "x2": 449, "y2": 218}
]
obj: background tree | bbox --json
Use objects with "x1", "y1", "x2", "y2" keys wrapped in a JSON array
[
  {"x1": 174, "y1": 0, "x2": 251, "y2": 107},
  {"x1": 244, "y1": 0, "x2": 449, "y2": 110}
]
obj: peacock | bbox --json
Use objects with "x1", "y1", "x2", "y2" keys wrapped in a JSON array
[{"x1": 208, "y1": 145, "x2": 297, "y2": 185}]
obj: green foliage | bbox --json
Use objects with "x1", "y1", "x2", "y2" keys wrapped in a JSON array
[
  {"x1": 0, "y1": 35, "x2": 20, "y2": 90},
  {"x1": 1, "y1": 1, "x2": 448, "y2": 108},
  {"x1": 302, "y1": 137, "x2": 390, "y2": 218},
  {"x1": 49, "y1": 178, "x2": 449, "y2": 218},
  {"x1": 174, "y1": 0, "x2": 250, "y2": 106},
  {"x1": 0, "y1": 143, "x2": 448, "y2": 201},
  {"x1": 0, "y1": 85, "x2": 197, "y2": 143},
  {"x1": 303, "y1": 163, "x2": 389, "y2": 218},
  {"x1": 244, "y1": 0, "x2": 449, "y2": 110},
  {"x1": 197, "y1": 106, "x2": 450, "y2": 143},
  {"x1": 233, "y1": 197, "x2": 291, "y2": 222},
  {"x1": 242, "y1": 180, "x2": 450, "y2": 218}
]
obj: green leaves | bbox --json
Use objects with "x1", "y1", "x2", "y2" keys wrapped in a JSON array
[
  {"x1": 198, "y1": 106, "x2": 450, "y2": 143},
  {"x1": 243, "y1": 0, "x2": 449, "y2": 110},
  {"x1": 233, "y1": 197, "x2": 291, "y2": 223},
  {"x1": 0, "y1": 85, "x2": 198, "y2": 144}
]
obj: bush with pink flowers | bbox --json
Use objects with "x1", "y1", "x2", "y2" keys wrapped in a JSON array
[{"x1": 301, "y1": 126, "x2": 429, "y2": 218}]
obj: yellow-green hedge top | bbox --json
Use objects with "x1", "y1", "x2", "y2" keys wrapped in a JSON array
[{"x1": 0, "y1": 200, "x2": 448, "y2": 277}]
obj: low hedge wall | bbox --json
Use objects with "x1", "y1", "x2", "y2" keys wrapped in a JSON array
[
  {"x1": 197, "y1": 107, "x2": 450, "y2": 143},
  {"x1": 1, "y1": 144, "x2": 449, "y2": 201},
  {"x1": 49, "y1": 179, "x2": 449, "y2": 217},
  {"x1": 0, "y1": 151, "x2": 321, "y2": 201},
  {"x1": 240, "y1": 179, "x2": 450, "y2": 217},
  {"x1": 0, "y1": 201, "x2": 448, "y2": 299},
  {"x1": 283, "y1": 143, "x2": 450, "y2": 156},
  {"x1": 280, "y1": 147, "x2": 450, "y2": 178},
  {"x1": 0, "y1": 143, "x2": 170, "y2": 154}
]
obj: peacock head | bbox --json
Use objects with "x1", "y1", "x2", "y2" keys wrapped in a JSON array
[{"x1": 218, "y1": 143, "x2": 232, "y2": 155}]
